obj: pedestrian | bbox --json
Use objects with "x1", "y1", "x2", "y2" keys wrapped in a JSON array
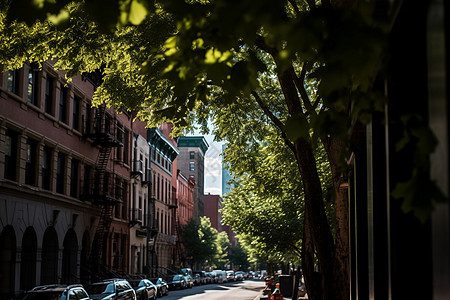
[{"x1": 271, "y1": 283, "x2": 283, "y2": 300}]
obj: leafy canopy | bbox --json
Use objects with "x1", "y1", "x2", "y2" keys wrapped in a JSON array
[{"x1": 0, "y1": 0, "x2": 444, "y2": 224}]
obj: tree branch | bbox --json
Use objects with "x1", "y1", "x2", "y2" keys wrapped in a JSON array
[
  {"x1": 255, "y1": 35, "x2": 278, "y2": 57},
  {"x1": 251, "y1": 91, "x2": 296, "y2": 154},
  {"x1": 290, "y1": 64, "x2": 316, "y2": 117}
]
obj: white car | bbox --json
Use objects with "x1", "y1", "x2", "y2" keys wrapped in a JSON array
[{"x1": 226, "y1": 270, "x2": 235, "y2": 281}]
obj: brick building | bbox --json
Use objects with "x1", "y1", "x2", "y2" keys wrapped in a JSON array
[
  {"x1": 204, "y1": 193, "x2": 236, "y2": 247},
  {"x1": 177, "y1": 136, "x2": 209, "y2": 220},
  {"x1": 0, "y1": 62, "x2": 132, "y2": 298},
  {"x1": 147, "y1": 127, "x2": 178, "y2": 275}
]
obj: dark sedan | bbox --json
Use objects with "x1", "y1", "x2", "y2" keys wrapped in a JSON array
[
  {"x1": 85, "y1": 279, "x2": 136, "y2": 300},
  {"x1": 148, "y1": 278, "x2": 168, "y2": 297},
  {"x1": 166, "y1": 274, "x2": 186, "y2": 290},
  {"x1": 128, "y1": 279, "x2": 157, "y2": 300}
]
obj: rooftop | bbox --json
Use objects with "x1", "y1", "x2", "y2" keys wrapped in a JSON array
[
  {"x1": 177, "y1": 136, "x2": 209, "y2": 155},
  {"x1": 147, "y1": 128, "x2": 179, "y2": 161}
]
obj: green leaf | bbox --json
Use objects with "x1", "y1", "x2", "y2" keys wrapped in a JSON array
[
  {"x1": 128, "y1": 0, "x2": 148, "y2": 25},
  {"x1": 284, "y1": 114, "x2": 309, "y2": 141}
]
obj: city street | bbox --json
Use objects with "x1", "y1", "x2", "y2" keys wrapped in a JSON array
[{"x1": 163, "y1": 279, "x2": 265, "y2": 300}]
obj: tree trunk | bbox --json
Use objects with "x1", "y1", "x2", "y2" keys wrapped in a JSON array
[
  {"x1": 325, "y1": 138, "x2": 350, "y2": 300},
  {"x1": 274, "y1": 68, "x2": 349, "y2": 300}
]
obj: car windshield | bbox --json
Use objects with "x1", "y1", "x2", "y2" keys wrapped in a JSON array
[
  {"x1": 128, "y1": 281, "x2": 141, "y2": 288},
  {"x1": 86, "y1": 283, "x2": 115, "y2": 294},
  {"x1": 168, "y1": 275, "x2": 181, "y2": 281},
  {"x1": 22, "y1": 292, "x2": 62, "y2": 300}
]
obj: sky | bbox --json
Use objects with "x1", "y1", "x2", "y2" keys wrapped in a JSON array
[
  {"x1": 202, "y1": 134, "x2": 224, "y2": 196},
  {"x1": 187, "y1": 132, "x2": 224, "y2": 196}
]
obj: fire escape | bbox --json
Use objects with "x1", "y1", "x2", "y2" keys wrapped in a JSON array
[
  {"x1": 83, "y1": 104, "x2": 124, "y2": 276},
  {"x1": 170, "y1": 186, "x2": 184, "y2": 268}
]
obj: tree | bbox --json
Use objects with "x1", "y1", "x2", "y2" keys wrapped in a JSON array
[
  {"x1": 210, "y1": 231, "x2": 231, "y2": 269},
  {"x1": 220, "y1": 126, "x2": 314, "y2": 264},
  {"x1": 229, "y1": 245, "x2": 250, "y2": 271},
  {"x1": 179, "y1": 217, "x2": 220, "y2": 268},
  {"x1": 1, "y1": 1, "x2": 444, "y2": 299}
]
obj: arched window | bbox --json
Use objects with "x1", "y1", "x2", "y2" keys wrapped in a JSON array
[
  {"x1": 41, "y1": 227, "x2": 58, "y2": 284},
  {"x1": 62, "y1": 229, "x2": 78, "y2": 284},
  {"x1": 21, "y1": 227, "x2": 37, "y2": 290},
  {"x1": 0, "y1": 226, "x2": 16, "y2": 298}
]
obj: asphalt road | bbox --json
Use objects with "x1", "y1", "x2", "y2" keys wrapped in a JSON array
[{"x1": 162, "y1": 279, "x2": 265, "y2": 300}]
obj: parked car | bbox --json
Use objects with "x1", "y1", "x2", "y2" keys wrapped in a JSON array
[
  {"x1": 208, "y1": 271, "x2": 218, "y2": 283},
  {"x1": 193, "y1": 271, "x2": 207, "y2": 285},
  {"x1": 183, "y1": 274, "x2": 194, "y2": 288},
  {"x1": 213, "y1": 270, "x2": 227, "y2": 283},
  {"x1": 86, "y1": 278, "x2": 136, "y2": 300},
  {"x1": 226, "y1": 270, "x2": 235, "y2": 282},
  {"x1": 148, "y1": 278, "x2": 168, "y2": 297},
  {"x1": 192, "y1": 274, "x2": 202, "y2": 286},
  {"x1": 128, "y1": 279, "x2": 157, "y2": 300},
  {"x1": 204, "y1": 272, "x2": 213, "y2": 284},
  {"x1": 235, "y1": 271, "x2": 244, "y2": 281},
  {"x1": 166, "y1": 274, "x2": 186, "y2": 290},
  {"x1": 22, "y1": 284, "x2": 90, "y2": 300}
]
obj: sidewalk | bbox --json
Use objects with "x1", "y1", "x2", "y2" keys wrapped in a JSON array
[
  {"x1": 253, "y1": 290, "x2": 307, "y2": 300},
  {"x1": 252, "y1": 289, "x2": 293, "y2": 300}
]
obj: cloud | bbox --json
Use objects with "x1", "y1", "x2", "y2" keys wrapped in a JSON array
[
  {"x1": 205, "y1": 156, "x2": 222, "y2": 176},
  {"x1": 205, "y1": 186, "x2": 222, "y2": 195}
]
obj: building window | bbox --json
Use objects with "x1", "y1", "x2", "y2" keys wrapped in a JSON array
[
  {"x1": 115, "y1": 177, "x2": 123, "y2": 202},
  {"x1": 45, "y1": 76, "x2": 54, "y2": 115},
  {"x1": 7, "y1": 69, "x2": 20, "y2": 95},
  {"x1": 70, "y1": 158, "x2": 79, "y2": 198},
  {"x1": 190, "y1": 151, "x2": 195, "y2": 159},
  {"x1": 73, "y1": 96, "x2": 80, "y2": 131},
  {"x1": 59, "y1": 87, "x2": 67, "y2": 123},
  {"x1": 84, "y1": 103, "x2": 91, "y2": 135},
  {"x1": 83, "y1": 164, "x2": 91, "y2": 196},
  {"x1": 25, "y1": 139, "x2": 37, "y2": 186},
  {"x1": 103, "y1": 172, "x2": 110, "y2": 195},
  {"x1": 157, "y1": 175, "x2": 160, "y2": 201},
  {"x1": 4, "y1": 130, "x2": 18, "y2": 181},
  {"x1": 115, "y1": 203, "x2": 120, "y2": 219},
  {"x1": 104, "y1": 114, "x2": 111, "y2": 134},
  {"x1": 152, "y1": 172, "x2": 156, "y2": 197},
  {"x1": 122, "y1": 184, "x2": 128, "y2": 219},
  {"x1": 123, "y1": 129, "x2": 129, "y2": 164},
  {"x1": 28, "y1": 69, "x2": 38, "y2": 105},
  {"x1": 156, "y1": 210, "x2": 159, "y2": 231},
  {"x1": 165, "y1": 214, "x2": 168, "y2": 234},
  {"x1": 116, "y1": 126, "x2": 123, "y2": 161},
  {"x1": 42, "y1": 146, "x2": 52, "y2": 190},
  {"x1": 189, "y1": 162, "x2": 195, "y2": 171},
  {"x1": 152, "y1": 148, "x2": 156, "y2": 161},
  {"x1": 56, "y1": 152, "x2": 66, "y2": 194}
]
